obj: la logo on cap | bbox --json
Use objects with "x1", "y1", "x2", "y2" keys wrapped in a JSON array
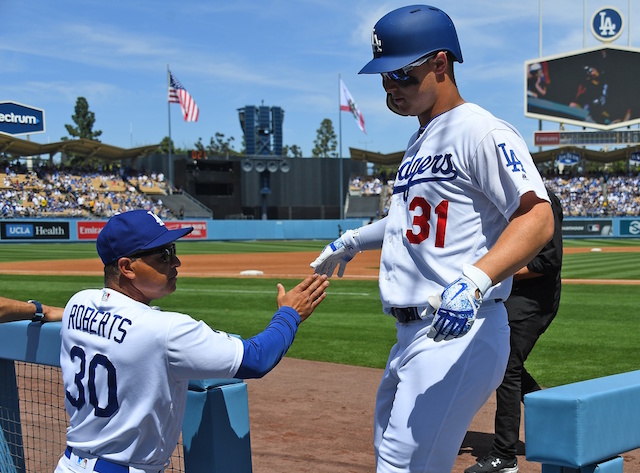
[{"x1": 148, "y1": 211, "x2": 165, "y2": 226}]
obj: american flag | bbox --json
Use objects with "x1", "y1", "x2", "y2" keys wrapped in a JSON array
[{"x1": 168, "y1": 71, "x2": 199, "y2": 122}]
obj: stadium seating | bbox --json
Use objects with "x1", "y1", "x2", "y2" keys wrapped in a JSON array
[
  {"x1": 348, "y1": 173, "x2": 640, "y2": 218},
  {"x1": 2, "y1": 163, "x2": 638, "y2": 220},
  {"x1": 0, "y1": 164, "x2": 174, "y2": 219}
]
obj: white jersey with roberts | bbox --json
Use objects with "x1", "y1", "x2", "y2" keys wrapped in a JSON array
[
  {"x1": 59, "y1": 288, "x2": 244, "y2": 470},
  {"x1": 379, "y1": 102, "x2": 549, "y2": 313}
]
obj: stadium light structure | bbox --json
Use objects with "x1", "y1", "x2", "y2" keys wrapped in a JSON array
[{"x1": 238, "y1": 105, "x2": 289, "y2": 220}]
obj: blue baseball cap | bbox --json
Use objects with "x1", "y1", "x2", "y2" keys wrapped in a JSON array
[{"x1": 97, "y1": 210, "x2": 193, "y2": 265}]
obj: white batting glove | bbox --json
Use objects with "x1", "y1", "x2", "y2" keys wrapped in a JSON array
[
  {"x1": 427, "y1": 264, "x2": 492, "y2": 342},
  {"x1": 310, "y1": 230, "x2": 360, "y2": 278}
]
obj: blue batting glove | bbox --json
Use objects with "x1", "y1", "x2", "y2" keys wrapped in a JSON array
[
  {"x1": 310, "y1": 230, "x2": 360, "y2": 278},
  {"x1": 427, "y1": 264, "x2": 492, "y2": 342}
]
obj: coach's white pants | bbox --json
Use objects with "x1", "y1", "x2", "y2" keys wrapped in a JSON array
[{"x1": 374, "y1": 301, "x2": 511, "y2": 473}]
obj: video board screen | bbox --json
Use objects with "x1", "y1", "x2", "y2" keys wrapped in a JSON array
[{"x1": 525, "y1": 46, "x2": 640, "y2": 130}]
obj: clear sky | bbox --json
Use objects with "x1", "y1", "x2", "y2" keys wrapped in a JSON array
[{"x1": 2, "y1": 0, "x2": 638, "y2": 157}]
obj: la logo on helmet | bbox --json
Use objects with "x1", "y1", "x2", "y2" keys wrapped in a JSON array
[{"x1": 371, "y1": 29, "x2": 382, "y2": 53}]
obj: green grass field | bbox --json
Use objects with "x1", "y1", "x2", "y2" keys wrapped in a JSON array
[{"x1": 1, "y1": 238, "x2": 639, "y2": 388}]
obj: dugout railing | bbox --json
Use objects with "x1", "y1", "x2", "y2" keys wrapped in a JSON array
[{"x1": 0, "y1": 321, "x2": 253, "y2": 473}]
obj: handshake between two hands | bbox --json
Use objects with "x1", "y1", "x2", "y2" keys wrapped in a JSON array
[{"x1": 310, "y1": 233, "x2": 492, "y2": 342}]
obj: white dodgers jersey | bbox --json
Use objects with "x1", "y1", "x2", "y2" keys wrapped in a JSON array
[
  {"x1": 379, "y1": 103, "x2": 548, "y2": 312},
  {"x1": 60, "y1": 288, "x2": 244, "y2": 469}
]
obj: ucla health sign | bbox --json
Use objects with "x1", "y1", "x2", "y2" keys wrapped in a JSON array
[
  {"x1": 0, "y1": 101, "x2": 45, "y2": 136},
  {"x1": 1, "y1": 221, "x2": 69, "y2": 240}
]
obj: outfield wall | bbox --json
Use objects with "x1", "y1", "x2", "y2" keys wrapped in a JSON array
[{"x1": 0, "y1": 216, "x2": 639, "y2": 243}]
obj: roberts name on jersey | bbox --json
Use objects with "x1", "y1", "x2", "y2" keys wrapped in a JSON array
[{"x1": 67, "y1": 303, "x2": 132, "y2": 343}]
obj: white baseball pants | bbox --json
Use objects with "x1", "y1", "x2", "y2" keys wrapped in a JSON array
[{"x1": 374, "y1": 301, "x2": 511, "y2": 473}]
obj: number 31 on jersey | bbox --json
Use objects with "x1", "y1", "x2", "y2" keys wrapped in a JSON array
[{"x1": 406, "y1": 197, "x2": 448, "y2": 248}]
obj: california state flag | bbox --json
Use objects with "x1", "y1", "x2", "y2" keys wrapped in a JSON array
[{"x1": 340, "y1": 79, "x2": 366, "y2": 134}]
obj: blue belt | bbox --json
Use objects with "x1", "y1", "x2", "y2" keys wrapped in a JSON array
[{"x1": 65, "y1": 447, "x2": 129, "y2": 473}]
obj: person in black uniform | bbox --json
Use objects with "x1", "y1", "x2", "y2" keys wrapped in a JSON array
[{"x1": 466, "y1": 188, "x2": 563, "y2": 473}]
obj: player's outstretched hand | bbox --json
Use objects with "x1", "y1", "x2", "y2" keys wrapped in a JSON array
[
  {"x1": 277, "y1": 273, "x2": 329, "y2": 322},
  {"x1": 310, "y1": 230, "x2": 360, "y2": 277},
  {"x1": 427, "y1": 264, "x2": 492, "y2": 342}
]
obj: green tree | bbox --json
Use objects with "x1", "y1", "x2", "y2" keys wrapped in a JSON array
[
  {"x1": 206, "y1": 132, "x2": 238, "y2": 156},
  {"x1": 159, "y1": 136, "x2": 187, "y2": 155},
  {"x1": 63, "y1": 97, "x2": 102, "y2": 141},
  {"x1": 311, "y1": 118, "x2": 338, "y2": 158},
  {"x1": 283, "y1": 144, "x2": 303, "y2": 158},
  {"x1": 195, "y1": 137, "x2": 206, "y2": 153}
]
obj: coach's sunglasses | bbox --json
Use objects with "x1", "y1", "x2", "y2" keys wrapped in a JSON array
[
  {"x1": 381, "y1": 52, "x2": 437, "y2": 85},
  {"x1": 128, "y1": 243, "x2": 177, "y2": 264}
]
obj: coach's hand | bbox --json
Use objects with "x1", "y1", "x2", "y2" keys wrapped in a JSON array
[
  {"x1": 427, "y1": 264, "x2": 492, "y2": 342},
  {"x1": 43, "y1": 305, "x2": 64, "y2": 322},
  {"x1": 277, "y1": 273, "x2": 329, "y2": 322},
  {"x1": 310, "y1": 230, "x2": 361, "y2": 278}
]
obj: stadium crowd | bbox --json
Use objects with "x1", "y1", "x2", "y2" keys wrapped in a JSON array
[
  {"x1": 351, "y1": 171, "x2": 640, "y2": 219},
  {"x1": 1, "y1": 161, "x2": 638, "y2": 219},
  {"x1": 543, "y1": 173, "x2": 640, "y2": 217},
  {"x1": 0, "y1": 162, "x2": 174, "y2": 219},
  {"x1": 349, "y1": 175, "x2": 385, "y2": 195}
]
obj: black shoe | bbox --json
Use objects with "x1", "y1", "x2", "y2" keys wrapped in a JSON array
[{"x1": 464, "y1": 454, "x2": 518, "y2": 473}]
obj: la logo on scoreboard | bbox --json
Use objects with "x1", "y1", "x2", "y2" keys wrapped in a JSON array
[{"x1": 591, "y1": 6, "x2": 624, "y2": 42}]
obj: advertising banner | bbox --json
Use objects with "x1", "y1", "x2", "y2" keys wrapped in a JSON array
[
  {"x1": 1, "y1": 221, "x2": 69, "y2": 240},
  {"x1": 620, "y1": 219, "x2": 640, "y2": 237},
  {"x1": 562, "y1": 219, "x2": 613, "y2": 236},
  {"x1": 0, "y1": 101, "x2": 45, "y2": 136},
  {"x1": 76, "y1": 220, "x2": 207, "y2": 241},
  {"x1": 165, "y1": 221, "x2": 207, "y2": 239},
  {"x1": 77, "y1": 221, "x2": 107, "y2": 240}
]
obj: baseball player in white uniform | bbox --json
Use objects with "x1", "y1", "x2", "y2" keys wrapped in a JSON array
[
  {"x1": 311, "y1": 5, "x2": 553, "y2": 473},
  {"x1": 55, "y1": 209, "x2": 328, "y2": 473}
]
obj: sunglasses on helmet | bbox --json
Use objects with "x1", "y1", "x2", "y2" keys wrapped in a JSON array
[{"x1": 381, "y1": 52, "x2": 437, "y2": 84}]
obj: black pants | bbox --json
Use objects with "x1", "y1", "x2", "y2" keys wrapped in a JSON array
[{"x1": 491, "y1": 313, "x2": 555, "y2": 459}]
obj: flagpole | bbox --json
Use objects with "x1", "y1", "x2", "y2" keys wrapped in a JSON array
[
  {"x1": 338, "y1": 73, "x2": 344, "y2": 220},
  {"x1": 167, "y1": 64, "x2": 174, "y2": 193}
]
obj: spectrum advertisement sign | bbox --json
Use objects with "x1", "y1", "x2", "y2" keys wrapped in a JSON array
[
  {"x1": 1, "y1": 221, "x2": 70, "y2": 240},
  {"x1": 0, "y1": 101, "x2": 45, "y2": 136}
]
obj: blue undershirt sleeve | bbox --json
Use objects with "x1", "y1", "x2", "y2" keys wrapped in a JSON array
[{"x1": 235, "y1": 306, "x2": 301, "y2": 379}]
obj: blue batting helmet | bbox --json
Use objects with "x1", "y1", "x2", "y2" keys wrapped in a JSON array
[{"x1": 359, "y1": 4, "x2": 463, "y2": 75}]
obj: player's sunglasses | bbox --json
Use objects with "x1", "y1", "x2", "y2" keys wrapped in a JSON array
[
  {"x1": 381, "y1": 52, "x2": 437, "y2": 85},
  {"x1": 128, "y1": 243, "x2": 177, "y2": 264}
]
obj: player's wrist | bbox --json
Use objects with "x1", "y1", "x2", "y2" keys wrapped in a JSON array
[
  {"x1": 461, "y1": 264, "x2": 492, "y2": 297},
  {"x1": 27, "y1": 300, "x2": 45, "y2": 322},
  {"x1": 341, "y1": 229, "x2": 361, "y2": 253}
]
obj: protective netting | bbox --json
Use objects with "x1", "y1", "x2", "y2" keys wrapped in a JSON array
[{"x1": 0, "y1": 361, "x2": 184, "y2": 472}]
